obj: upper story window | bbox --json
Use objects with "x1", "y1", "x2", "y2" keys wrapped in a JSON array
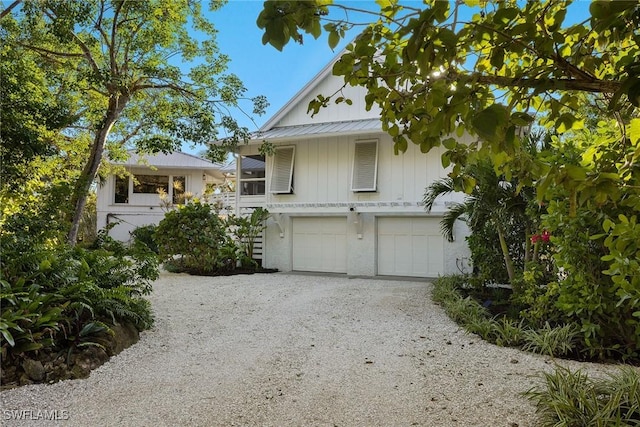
[
  {"x1": 114, "y1": 174, "x2": 185, "y2": 204},
  {"x1": 269, "y1": 146, "x2": 295, "y2": 194},
  {"x1": 240, "y1": 155, "x2": 266, "y2": 196},
  {"x1": 351, "y1": 140, "x2": 379, "y2": 192}
]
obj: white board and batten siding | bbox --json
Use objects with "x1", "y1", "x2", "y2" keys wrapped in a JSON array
[
  {"x1": 273, "y1": 77, "x2": 380, "y2": 128},
  {"x1": 266, "y1": 134, "x2": 453, "y2": 207}
]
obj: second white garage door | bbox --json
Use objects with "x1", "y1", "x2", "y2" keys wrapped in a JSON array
[
  {"x1": 377, "y1": 217, "x2": 445, "y2": 277},
  {"x1": 292, "y1": 217, "x2": 348, "y2": 273}
]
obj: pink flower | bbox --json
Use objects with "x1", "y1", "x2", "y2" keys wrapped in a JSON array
[{"x1": 541, "y1": 230, "x2": 550, "y2": 242}]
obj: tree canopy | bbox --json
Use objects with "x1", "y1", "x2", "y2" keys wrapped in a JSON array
[
  {"x1": 258, "y1": 0, "x2": 639, "y2": 197},
  {"x1": 1, "y1": 0, "x2": 266, "y2": 244}
]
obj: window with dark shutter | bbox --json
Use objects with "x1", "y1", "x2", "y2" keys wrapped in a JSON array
[
  {"x1": 270, "y1": 146, "x2": 295, "y2": 194},
  {"x1": 351, "y1": 140, "x2": 378, "y2": 192}
]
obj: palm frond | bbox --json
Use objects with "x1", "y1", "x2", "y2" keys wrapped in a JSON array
[
  {"x1": 423, "y1": 177, "x2": 456, "y2": 212},
  {"x1": 440, "y1": 203, "x2": 468, "y2": 242}
]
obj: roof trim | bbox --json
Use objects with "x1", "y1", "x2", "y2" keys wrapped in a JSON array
[
  {"x1": 251, "y1": 118, "x2": 382, "y2": 142},
  {"x1": 111, "y1": 150, "x2": 223, "y2": 170}
]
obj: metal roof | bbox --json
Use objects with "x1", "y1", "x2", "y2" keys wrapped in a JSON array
[
  {"x1": 252, "y1": 118, "x2": 382, "y2": 141},
  {"x1": 219, "y1": 156, "x2": 264, "y2": 173},
  {"x1": 113, "y1": 151, "x2": 222, "y2": 170}
]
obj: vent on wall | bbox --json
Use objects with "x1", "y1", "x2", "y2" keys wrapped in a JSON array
[
  {"x1": 270, "y1": 146, "x2": 295, "y2": 194},
  {"x1": 351, "y1": 140, "x2": 378, "y2": 192}
]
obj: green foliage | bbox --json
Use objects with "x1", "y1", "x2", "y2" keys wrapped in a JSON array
[
  {"x1": 492, "y1": 317, "x2": 526, "y2": 348},
  {"x1": 0, "y1": 279, "x2": 67, "y2": 354},
  {"x1": 512, "y1": 266, "x2": 563, "y2": 327},
  {"x1": 0, "y1": 216, "x2": 158, "y2": 368},
  {"x1": 155, "y1": 201, "x2": 270, "y2": 275},
  {"x1": 431, "y1": 274, "x2": 468, "y2": 303},
  {"x1": 226, "y1": 207, "x2": 270, "y2": 268},
  {"x1": 130, "y1": 225, "x2": 159, "y2": 255},
  {"x1": 425, "y1": 158, "x2": 535, "y2": 284},
  {"x1": 521, "y1": 323, "x2": 581, "y2": 358},
  {"x1": 3, "y1": 0, "x2": 268, "y2": 244},
  {"x1": 432, "y1": 276, "x2": 608, "y2": 361},
  {"x1": 259, "y1": 0, "x2": 639, "y2": 187},
  {"x1": 538, "y1": 201, "x2": 638, "y2": 360},
  {"x1": 155, "y1": 201, "x2": 239, "y2": 274},
  {"x1": 525, "y1": 366, "x2": 640, "y2": 427}
]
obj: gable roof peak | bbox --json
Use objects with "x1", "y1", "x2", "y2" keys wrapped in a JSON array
[{"x1": 260, "y1": 47, "x2": 348, "y2": 132}]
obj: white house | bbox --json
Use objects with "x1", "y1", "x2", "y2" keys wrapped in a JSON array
[
  {"x1": 96, "y1": 151, "x2": 229, "y2": 242},
  {"x1": 234, "y1": 55, "x2": 472, "y2": 278},
  {"x1": 96, "y1": 56, "x2": 472, "y2": 278}
]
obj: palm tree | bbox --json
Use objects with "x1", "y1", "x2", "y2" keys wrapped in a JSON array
[{"x1": 424, "y1": 159, "x2": 532, "y2": 283}]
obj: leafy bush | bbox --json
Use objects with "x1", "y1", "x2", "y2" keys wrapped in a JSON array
[
  {"x1": 155, "y1": 200, "x2": 239, "y2": 274},
  {"x1": 155, "y1": 201, "x2": 270, "y2": 275},
  {"x1": 540, "y1": 201, "x2": 639, "y2": 361},
  {"x1": 226, "y1": 207, "x2": 269, "y2": 268},
  {"x1": 130, "y1": 224, "x2": 159, "y2": 254},
  {"x1": 525, "y1": 366, "x2": 640, "y2": 427},
  {"x1": 492, "y1": 317, "x2": 526, "y2": 348},
  {"x1": 0, "y1": 224, "x2": 158, "y2": 372}
]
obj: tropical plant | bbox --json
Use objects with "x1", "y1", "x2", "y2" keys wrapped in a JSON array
[
  {"x1": 130, "y1": 225, "x2": 159, "y2": 255},
  {"x1": 525, "y1": 366, "x2": 640, "y2": 427},
  {"x1": 0, "y1": 217, "x2": 157, "y2": 375},
  {"x1": 227, "y1": 207, "x2": 270, "y2": 268},
  {"x1": 521, "y1": 323, "x2": 581, "y2": 358},
  {"x1": 424, "y1": 158, "x2": 533, "y2": 283}
]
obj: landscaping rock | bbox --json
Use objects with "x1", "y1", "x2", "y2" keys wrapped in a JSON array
[
  {"x1": 109, "y1": 322, "x2": 140, "y2": 355},
  {"x1": 22, "y1": 359, "x2": 45, "y2": 381}
]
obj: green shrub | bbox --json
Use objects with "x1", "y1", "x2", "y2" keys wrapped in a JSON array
[
  {"x1": 465, "y1": 317, "x2": 496, "y2": 341},
  {"x1": 432, "y1": 276, "x2": 582, "y2": 359},
  {"x1": 226, "y1": 207, "x2": 269, "y2": 268},
  {"x1": 155, "y1": 200, "x2": 239, "y2": 274},
  {"x1": 525, "y1": 366, "x2": 640, "y2": 427},
  {"x1": 130, "y1": 224, "x2": 159, "y2": 254},
  {"x1": 543, "y1": 201, "x2": 639, "y2": 361},
  {"x1": 432, "y1": 275, "x2": 467, "y2": 303},
  {"x1": 522, "y1": 323, "x2": 581, "y2": 357}
]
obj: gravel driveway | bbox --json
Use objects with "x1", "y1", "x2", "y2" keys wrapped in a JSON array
[{"x1": 1, "y1": 272, "x2": 618, "y2": 426}]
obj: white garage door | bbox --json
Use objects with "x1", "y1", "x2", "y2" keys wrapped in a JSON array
[
  {"x1": 292, "y1": 217, "x2": 347, "y2": 273},
  {"x1": 377, "y1": 217, "x2": 445, "y2": 277}
]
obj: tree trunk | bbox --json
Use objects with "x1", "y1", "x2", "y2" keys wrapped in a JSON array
[
  {"x1": 524, "y1": 225, "x2": 532, "y2": 263},
  {"x1": 496, "y1": 225, "x2": 516, "y2": 283},
  {"x1": 67, "y1": 97, "x2": 127, "y2": 245}
]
